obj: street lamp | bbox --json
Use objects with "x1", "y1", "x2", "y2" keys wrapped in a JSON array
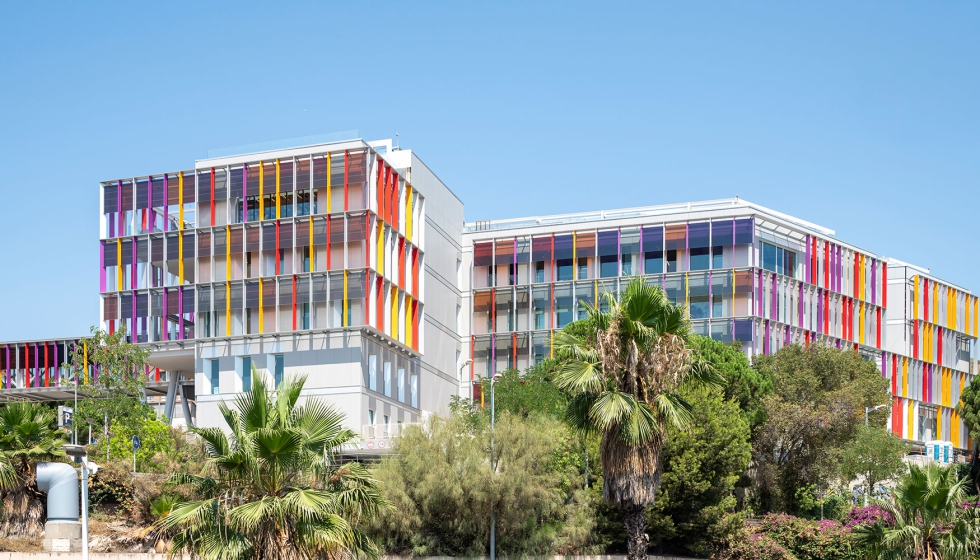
[
  {"x1": 865, "y1": 404, "x2": 888, "y2": 427},
  {"x1": 489, "y1": 371, "x2": 501, "y2": 560},
  {"x1": 458, "y1": 359, "x2": 473, "y2": 397},
  {"x1": 64, "y1": 444, "x2": 100, "y2": 560}
]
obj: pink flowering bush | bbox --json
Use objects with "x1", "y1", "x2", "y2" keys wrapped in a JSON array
[
  {"x1": 717, "y1": 514, "x2": 859, "y2": 560},
  {"x1": 844, "y1": 505, "x2": 894, "y2": 528},
  {"x1": 717, "y1": 526, "x2": 795, "y2": 560}
]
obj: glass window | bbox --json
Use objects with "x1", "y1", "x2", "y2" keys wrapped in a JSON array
[
  {"x1": 397, "y1": 368, "x2": 405, "y2": 402},
  {"x1": 599, "y1": 255, "x2": 618, "y2": 278},
  {"x1": 274, "y1": 354, "x2": 284, "y2": 388},
  {"x1": 241, "y1": 356, "x2": 252, "y2": 392},
  {"x1": 645, "y1": 250, "x2": 663, "y2": 274},
  {"x1": 210, "y1": 359, "x2": 219, "y2": 395},
  {"x1": 369, "y1": 354, "x2": 377, "y2": 391},
  {"x1": 411, "y1": 374, "x2": 418, "y2": 408},
  {"x1": 762, "y1": 242, "x2": 778, "y2": 274},
  {"x1": 555, "y1": 284, "x2": 573, "y2": 328},
  {"x1": 368, "y1": 409, "x2": 376, "y2": 424},
  {"x1": 383, "y1": 361, "x2": 392, "y2": 397},
  {"x1": 577, "y1": 257, "x2": 590, "y2": 280},
  {"x1": 535, "y1": 262, "x2": 545, "y2": 283},
  {"x1": 554, "y1": 235, "x2": 573, "y2": 281},
  {"x1": 712, "y1": 246, "x2": 724, "y2": 269},
  {"x1": 690, "y1": 247, "x2": 710, "y2": 271},
  {"x1": 557, "y1": 259, "x2": 573, "y2": 281},
  {"x1": 666, "y1": 249, "x2": 678, "y2": 273}
]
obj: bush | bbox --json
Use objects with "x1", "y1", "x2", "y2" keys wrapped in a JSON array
[
  {"x1": 756, "y1": 514, "x2": 859, "y2": 560},
  {"x1": 88, "y1": 462, "x2": 166, "y2": 524},
  {"x1": 844, "y1": 505, "x2": 893, "y2": 528},
  {"x1": 717, "y1": 526, "x2": 796, "y2": 560}
]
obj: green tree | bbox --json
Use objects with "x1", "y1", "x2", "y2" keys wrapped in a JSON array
[
  {"x1": 0, "y1": 401, "x2": 69, "y2": 537},
  {"x1": 852, "y1": 463, "x2": 980, "y2": 559},
  {"x1": 751, "y1": 344, "x2": 890, "y2": 514},
  {"x1": 107, "y1": 417, "x2": 175, "y2": 473},
  {"x1": 488, "y1": 359, "x2": 568, "y2": 419},
  {"x1": 647, "y1": 383, "x2": 752, "y2": 557},
  {"x1": 162, "y1": 373, "x2": 386, "y2": 560},
  {"x1": 839, "y1": 426, "x2": 909, "y2": 505},
  {"x1": 367, "y1": 408, "x2": 597, "y2": 556},
  {"x1": 553, "y1": 278, "x2": 718, "y2": 560},
  {"x1": 688, "y1": 336, "x2": 772, "y2": 430},
  {"x1": 65, "y1": 327, "x2": 154, "y2": 450}
]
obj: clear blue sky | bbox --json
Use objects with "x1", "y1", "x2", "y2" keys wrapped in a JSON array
[{"x1": 1, "y1": 2, "x2": 976, "y2": 340}]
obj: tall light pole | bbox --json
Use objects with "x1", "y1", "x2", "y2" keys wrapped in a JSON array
[
  {"x1": 865, "y1": 404, "x2": 888, "y2": 427},
  {"x1": 459, "y1": 359, "x2": 473, "y2": 398},
  {"x1": 489, "y1": 371, "x2": 501, "y2": 560},
  {"x1": 64, "y1": 445, "x2": 100, "y2": 560},
  {"x1": 863, "y1": 404, "x2": 890, "y2": 506}
]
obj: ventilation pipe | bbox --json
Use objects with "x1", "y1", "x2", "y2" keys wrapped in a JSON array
[{"x1": 36, "y1": 462, "x2": 78, "y2": 522}]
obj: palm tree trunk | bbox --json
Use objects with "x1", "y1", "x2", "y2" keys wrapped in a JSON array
[{"x1": 624, "y1": 507, "x2": 649, "y2": 560}]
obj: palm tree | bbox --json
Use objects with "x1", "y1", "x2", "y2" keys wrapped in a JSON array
[
  {"x1": 553, "y1": 278, "x2": 716, "y2": 560},
  {"x1": 852, "y1": 463, "x2": 980, "y2": 560},
  {"x1": 162, "y1": 371, "x2": 387, "y2": 560},
  {"x1": 0, "y1": 401, "x2": 69, "y2": 537}
]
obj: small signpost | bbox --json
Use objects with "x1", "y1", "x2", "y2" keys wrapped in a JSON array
[{"x1": 131, "y1": 435, "x2": 141, "y2": 473}]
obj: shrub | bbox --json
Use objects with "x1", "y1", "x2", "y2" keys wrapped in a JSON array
[
  {"x1": 717, "y1": 526, "x2": 796, "y2": 560},
  {"x1": 756, "y1": 513, "x2": 859, "y2": 560}
]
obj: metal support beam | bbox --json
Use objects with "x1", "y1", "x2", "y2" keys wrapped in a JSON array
[{"x1": 163, "y1": 371, "x2": 178, "y2": 424}]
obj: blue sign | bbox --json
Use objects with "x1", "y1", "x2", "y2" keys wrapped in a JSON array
[{"x1": 132, "y1": 435, "x2": 141, "y2": 451}]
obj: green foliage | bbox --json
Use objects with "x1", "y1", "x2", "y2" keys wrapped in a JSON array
[
  {"x1": 957, "y1": 375, "x2": 980, "y2": 438},
  {"x1": 0, "y1": 402, "x2": 69, "y2": 537},
  {"x1": 87, "y1": 462, "x2": 163, "y2": 524},
  {"x1": 719, "y1": 526, "x2": 796, "y2": 560},
  {"x1": 487, "y1": 360, "x2": 568, "y2": 419},
  {"x1": 367, "y1": 408, "x2": 600, "y2": 556},
  {"x1": 852, "y1": 463, "x2": 980, "y2": 560},
  {"x1": 750, "y1": 344, "x2": 890, "y2": 514},
  {"x1": 839, "y1": 426, "x2": 909, "y2": 503},
  {"x1": 647, "y1": 383, "x2": 752, "y2": 556},
  {"x1": 107, "y1": 417, "x2": 175, "y2": 473},
  {"x1": 689, "y1": 336, "x2": 772, "y2": 429},
  {"x1": 162, "y1": 373, "x2": 386, "y2": 560},
  {"x1": 67, "y1": 327, "x2": 153, "y2": 451}
]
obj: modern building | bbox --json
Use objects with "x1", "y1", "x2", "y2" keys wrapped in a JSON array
[
  {"x1": 0, "y1": 134, "x2": 974, "y2": 456},
  {"x1": 460, "y1": 198, "x2": 978, "y2": 451},
  {"x1": 97, "y1": 135, "x2": 463, "y2": 443}
]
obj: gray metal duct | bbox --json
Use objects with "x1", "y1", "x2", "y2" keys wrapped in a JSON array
[{"x1": 36, "y1": 462, "x2": 78, "y2": 522}]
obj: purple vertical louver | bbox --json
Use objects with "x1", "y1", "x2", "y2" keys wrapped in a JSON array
[{"x1": 163, "y1": 175, "x2": 169, "y2": 233}]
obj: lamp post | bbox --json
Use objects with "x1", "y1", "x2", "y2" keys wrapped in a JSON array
[
  {"x1": 64, "y1": 445, "x2": 100, "y2": 560},
  {"x1": 489, "y1": 371, "x2": 501, "y2": 560},
  {"x1": 458, "y1": 359, "x2": 473, "y2": 398},
  {"x1": 863, "y1": 404, "x2": 889, "y2": 506},
  {"x1": 865, "y1": 404, "x2": 888, "y2": 427}
]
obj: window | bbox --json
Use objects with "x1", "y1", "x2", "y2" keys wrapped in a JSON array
[
  {"x1": 273, "y1": 355, "x2": 284, "y2": 388},
  {"x1": 397, "y1": 368, "x2": 405, "y2": 402},
  {"x1": 666, "y1": 249, "x2": 678, "y2": 272},
  {"x1": 577, "y1": 257, "x2": 589, "y2": 280},
  {"x1": 599, "y1": 255, "x2": 618, "y2": 278},
  {"x1": 689, "y1": 247, "x2": 710, "y2": 271},
  {"x1": 368, "y1": 354, "x2": 377, "y2": 391},
  {"x1": 535, "y1": 262, "x2": 545, "y2": 283},
  {"x1": 383, "y1": 414, "x2": 390, "y2": 426},
  {"x1": 411, "y1": 374, "x2": 418, "y2": 407},
  {"x1": 621, "y1": 254, "x2": 633, "y2": 276},
  {"x1": 301, "y1": 303, "x2": 310, "y2": 329},
  {"x1": 368, "y1": 409, "x2": 376, "y2": 425},
  {"x1": 241, "y1": 356, "x2": 252, "y2": 392},
  {"x1": 712, "y1": 246, "x2": 724, "y2": 269},
  {"x1": 556, "y1": 259, "x2": 573, "y2": 281},
  {"x1": 644, "y1": 250, "x2": 663, "y2": 274},
  {"x1": 383, "y1": 361, "x2": 392, "y2": 397},
  {"x1": 762, "y1": 242, "x2": 797, "y2": 276},
  {"x1": 209, "y1": 359, "x2": 219, "y2": 394}
]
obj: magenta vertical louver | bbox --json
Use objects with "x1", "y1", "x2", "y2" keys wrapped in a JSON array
[
  {"x1": 490, "y1": 334, "x2": 495, "y2": 376},
  {"x1": 881, "y1": 352, "x2": 887, "y2": 377},
  {"x1": 757, "y1": 270, "x2": 763, "y2": 316},
  {"x1": 117, "y1": 180, "x2": 123, "y2": 238},
  {"x1": 131, "y1": 236, "x2": 137, "y2": 290},
  {"x1": 764, "y1": 320, "x2": 770, "y2": 354},
  {"x1": 163, "y1": 175, "x2": 169, "y2": 233},
  {"x1": 162, "y1": 289, "x2": 168, "y2": 342},
  {"x1": 99, "y1": 241, "x2": 106, "y2": 293},
  {"x1": 178, "y1": 286, "x2": 184, "y2": 340},
  {"x1": 242, "y1": 165, "x2": 248, "y2": 223}
]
